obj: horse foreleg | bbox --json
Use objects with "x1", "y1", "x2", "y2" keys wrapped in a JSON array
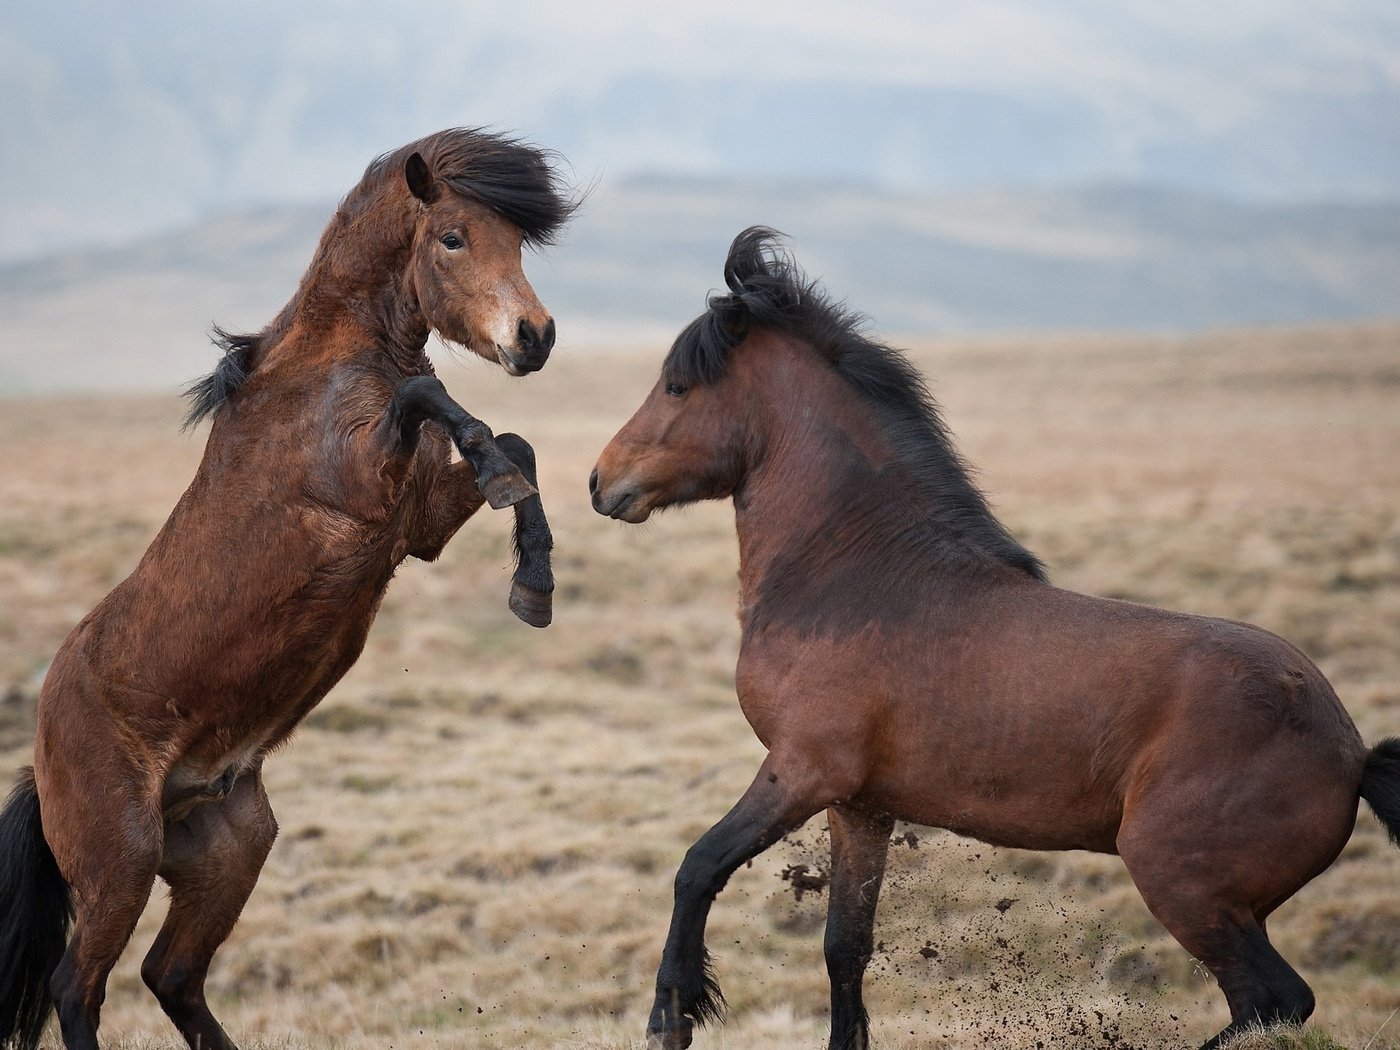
[
  {"x1": 141, "y1": 772, "x2": 277, "y2": 1050},
  {"x1": 387, "y1": 375, "x2": 534, "y2": 509},
  {"x1": 407, "y1": 432, "x2": 553, "y2": 627},
  {"x1": 495, "y1": 433, "x2": 553, "y2": 628},
  {"x1": 648, "y1": 754, "x2": 831, "y2": 1049},
  {"x1": 824, "y1": 806, "x2": 893, "y2": 1050}
]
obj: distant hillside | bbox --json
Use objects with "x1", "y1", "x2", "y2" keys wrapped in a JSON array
[
  {"x1": 6, "y1": 2, "x2": 1400, "y2": 259},
  {"x1": 1, "y1": 179, "x2": 1398, "y2": 393}
]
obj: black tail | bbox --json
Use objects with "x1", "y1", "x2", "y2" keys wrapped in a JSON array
[
  {"x1": 0, "y1": 768, "x2": 72, "y2": 1050},
  {"x1": 1360, "y1": 738, "x2": 1400, "y2": 845}
]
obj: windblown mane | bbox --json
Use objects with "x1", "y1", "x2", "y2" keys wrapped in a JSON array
[
  {"x1": 359, "y1": 127, "x2": 577, "y2": 249},
  {"x1": 665, "y1": 227, "x2": 1045, "y2": 582},
  {"x1": 183, "y1": 127, "x2": 577, "y2": 428}
]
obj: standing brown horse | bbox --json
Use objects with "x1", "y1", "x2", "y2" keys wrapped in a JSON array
[
  {"x1": 0, "y1": 127, "x2": 575, "y2": 1050},
  {"x1": 590, "y1": 227, "x2": 1400, "y2": 1050}
]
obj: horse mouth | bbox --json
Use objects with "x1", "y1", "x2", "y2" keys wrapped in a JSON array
[
  {"x1": 495, "y1": 344, "x2": 546, "y2": 377},
  {"x1": 592, "y1": 488, "x2": 650, "y2": 523}
]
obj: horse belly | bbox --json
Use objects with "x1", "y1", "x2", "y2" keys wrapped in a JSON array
[{"x1": 863, "y1": 750, "x2": 1127, "y2": 854}]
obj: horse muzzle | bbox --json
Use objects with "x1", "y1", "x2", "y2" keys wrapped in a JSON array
[
  {"x1": 496, "y1": 316, "x2": 555, "y2": 375},
  {"x1": 589, "y1": 468, "x2": 650, "y2": 523}
]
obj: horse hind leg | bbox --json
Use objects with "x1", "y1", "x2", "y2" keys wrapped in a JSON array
[
  {"x1": 1166, "y1": 914, "x2": 1312, "y2": 1050},
  {"x1": 1118, "y1": 829, "x2": 1316, "y2": 1048},
  {"x1": 43, "y1": 792, "x2": 163, "y2": 1050},
  {"x1": 142, "y1": 771, "x2": 278, "y2": 1050},
  {"x1": 824, "y1": 806, "x2": 894, "y2": 1050}
]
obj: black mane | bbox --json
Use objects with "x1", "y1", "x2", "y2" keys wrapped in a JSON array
[
  {"x1": 364, "y1": 126, "x2": 579, "y2": 248},
  {"x1": 183, "y1": 127, "x2": 577, "y2": 428},
  {"x1": 182, "y1": 327, "x2": 256, "y2": 429},
  {"x1": 666, "y1": 227, "x2": 1045, "y2": 582}
]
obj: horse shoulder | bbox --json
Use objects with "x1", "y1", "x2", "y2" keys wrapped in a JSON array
[{"x1": 297, "y1": 365, "x2": 449, "y2": 532}]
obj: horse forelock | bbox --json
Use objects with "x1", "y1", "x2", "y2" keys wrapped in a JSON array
[
  {"x1": 668, "y1": 226, "x2": 1046, "y2": 583},
  {"x1": 363, "y1": 127, "x2": 579, "y2": 247}
]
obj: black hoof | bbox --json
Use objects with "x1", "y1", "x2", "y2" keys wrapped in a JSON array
[
  {"x1": 509, "y1": 582, "x2": 553, "y2": 628},
  {"x1": 481, "y1": 471, "x2": 537, "y2": 510}
]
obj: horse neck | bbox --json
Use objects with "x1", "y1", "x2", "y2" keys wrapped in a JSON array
[
  {"x1": 730, "y1": 340, "x2": 1020, "y2": 623},
  {"x1": 732, "y1": 343, "x2": 908, "y2": 610},
  {"x1": 266, "y1": 181, "x2": 427, "y2": 373}
]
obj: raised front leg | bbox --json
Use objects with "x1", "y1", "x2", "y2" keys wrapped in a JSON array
[
  {"x1": 388, "y1": 375, "x2": 534, "y2": 509},
  {"x1": 648, "y1": 754, "x2": 832, "y2": 1049},
  {"x1": 824, "y1": 806, "x2": 894, "y2": 1050},
  {"x1": 495, "y1": 433, "x2": 554, "y2": 628}
]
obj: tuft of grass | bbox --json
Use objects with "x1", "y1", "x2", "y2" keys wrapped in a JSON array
[{"x1": 1220, "y1": 1024, "x2": 1352, "y2": 1050}]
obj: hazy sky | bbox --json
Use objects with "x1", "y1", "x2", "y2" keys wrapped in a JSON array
[{"x1": 2, "y1": 1, "x2": 1398, "y2": 259}]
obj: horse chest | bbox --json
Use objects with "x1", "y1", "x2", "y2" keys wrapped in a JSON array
[{"x1": 735, "y1": 635, "x2": 875, "y2": 747}]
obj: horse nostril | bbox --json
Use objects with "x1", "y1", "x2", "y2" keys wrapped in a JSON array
[
  {"x1": 517, "y1": 317, "x2": 555, "y2": 355},
  {"x1": 588, "y1": 467, "x2": 599, "y2": 495}
]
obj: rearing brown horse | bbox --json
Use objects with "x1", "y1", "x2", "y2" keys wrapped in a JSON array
[
  {"x1": 591, "y1": 227, "x2": 1400, "y2": 1050},
  {"x1": 0, "y1": 127, "x2": 574, "y2": 1050}
]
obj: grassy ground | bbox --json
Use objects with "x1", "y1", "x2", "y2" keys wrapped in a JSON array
[{"x1": 1, "y1": 322, "x2": 1398, "y2": 1049}]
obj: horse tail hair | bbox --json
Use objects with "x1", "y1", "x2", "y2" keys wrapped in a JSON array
[
  {"x1": 1360, "y1": 738, "x2": 1400, "y2": 846},
  {"x1": 0, "y1": 768, "x2": 72, "y2": 1050}
]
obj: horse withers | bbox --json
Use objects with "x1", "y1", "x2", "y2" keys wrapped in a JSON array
[
  {"x1": 590, "y1": 227, "x2": 1400, "y2": 1050},
  {"x1": 0, "y1": 127, "x2": 575, "y2": 1050}
]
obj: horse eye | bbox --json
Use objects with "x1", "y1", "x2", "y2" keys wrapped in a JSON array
[
  {"x1": 665, "y1": 382, "x2": 687, "y2": 398},
  {"x1": 440, "y1": 233, "x2": 464, "y2": 250}
]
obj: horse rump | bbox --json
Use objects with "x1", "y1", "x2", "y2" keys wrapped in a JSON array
[{"x1": 0, "y1": 768, "x2": 72, "y2": 1050}]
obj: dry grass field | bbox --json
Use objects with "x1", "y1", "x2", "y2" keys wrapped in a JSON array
[{"x1": 1, "y1": 321, "x2": 1398, "y2": 1049}]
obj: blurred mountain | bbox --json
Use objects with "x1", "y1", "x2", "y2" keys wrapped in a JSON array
[
  {"x1": 3, "y1": 1, "x2": 1399, "y2": 262},
  {"x1": 1, "y1": 178, "x2": 1398, "y2": 393}
]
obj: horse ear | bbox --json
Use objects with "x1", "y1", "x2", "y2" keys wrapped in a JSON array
[{"x1": 405, "y1": 152, "x2": 438, "y2": 203}]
